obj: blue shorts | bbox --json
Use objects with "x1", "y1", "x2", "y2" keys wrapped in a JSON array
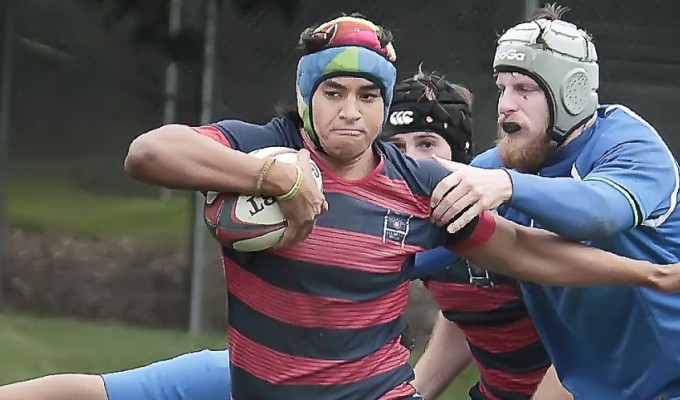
[{"x1": 102, "y1": 349, "x2": 230, "y2": 400}]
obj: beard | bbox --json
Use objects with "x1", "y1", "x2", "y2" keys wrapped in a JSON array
[{"x1": 495, "y1": 117, "x2": 551, "y2": 173}]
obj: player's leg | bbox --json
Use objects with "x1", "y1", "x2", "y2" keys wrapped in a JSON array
[
  {"x1": 0, "y1": 374, "x2": 108, "y2": 400},
  {"x1": 102, "y1": 349, "x2": 231, "y2": 400}
]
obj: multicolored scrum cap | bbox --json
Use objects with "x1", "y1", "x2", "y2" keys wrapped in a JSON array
[{"x1": 296, "y1": 16, "x2": 397, "y2": 152}]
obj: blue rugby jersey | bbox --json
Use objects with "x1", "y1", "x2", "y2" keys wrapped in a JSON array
[
  {"x1": 195, "y1": 117, "x2": 477, "y2": 400},
  {"x1": 473, "y1": 105, "x2": 680, "y2": 399}
]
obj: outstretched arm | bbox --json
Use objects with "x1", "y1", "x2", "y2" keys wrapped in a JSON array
[
  {"x1": 501, "y1": 172, "x2": 635, "y2": 239},
  {"x1": 430, "y1": 161, "x2": 636, "y2": 239},
  {"x1": 451, "y1": 212, "x2": 678, "y2": 291},
  {"x1": 0, "y1": 350, "x2": 233, "y2": 400},
  {"x1": 411, "y1": 313, "x2": 471, "y2": 399},
  {"x1": 431, "y1": 134, "x2": 677, "y2": 240},
  {"x1": 0, "y1": 374, "x2": 107, "y2": 400}
]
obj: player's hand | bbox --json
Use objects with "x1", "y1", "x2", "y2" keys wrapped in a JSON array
[
  {"x1": 430, "y1": 155, "x2": 513, "y2": 233},
  {"x1": 275, "y1": 149, "x2": 328, "y2": 248}
]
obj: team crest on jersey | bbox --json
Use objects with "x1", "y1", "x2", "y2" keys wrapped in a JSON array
[{"x1": 383, "y1": 210, "x2": 411, "y2": 247}]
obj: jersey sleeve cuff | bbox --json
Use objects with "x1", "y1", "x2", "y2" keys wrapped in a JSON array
[
  {"x1": 584, "y1": 176, "x2": 644, "y2": 227},
  {"x1": 446, "y1": 211, "x2": 497, "y2": 253},
  {"x1": 506, "y1": 169, "x2": 536, "y2": 207},
  {"x1": 192, "y1": 125, "x2": 232, "y2": 148}
]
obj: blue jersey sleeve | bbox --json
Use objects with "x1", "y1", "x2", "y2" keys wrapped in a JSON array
[
  {"x1": 507, "y1": 171, "x2": 636, "y2": 239},
  {"x1": 411, "y1": 246, "x2": 459, "y2": 279},
  {"x1": 582, "y1": 136, "x2": 678, "y2": 228},
  {"x1": 508, "y1": 106, "x2": 679, "y2": 238},
  {"x1": 102, "y1": 350, "x2": 231, "y2": 400},
  {"x1": 201, "y1": 117, "x2": 304, "y2": 153}
]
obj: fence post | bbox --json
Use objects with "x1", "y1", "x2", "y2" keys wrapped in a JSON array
[
  {"x1": 188, "y1": 0, "x2": 218, "y2": 334},
  {"x1": 0, "y1": 0, "x2": 17, "y2": 309},
  {"x1": 525, "y1": 0, "x2": 538, "y2": 18},
  {"x1": 159, "y1": 0, "x2": 183, "y2": 201}
]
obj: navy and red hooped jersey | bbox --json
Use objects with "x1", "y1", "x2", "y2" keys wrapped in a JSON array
[
  {"x1": 426, "y1": 260, "x2": 550, "y2": 400},
  {"x1": 194, "y1": 116, "x2": 485, "y2": 400}
]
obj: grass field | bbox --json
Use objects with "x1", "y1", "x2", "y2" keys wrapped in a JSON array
[
  {"x1": 8, "y1": 179, "x2": 191, "y2": 242},
  {"x1": 0, "y1": 313, "x2": 225, "y2": 384},
  {"x1": 0, "y1": 313, "x2": 479, "y2": 398}
]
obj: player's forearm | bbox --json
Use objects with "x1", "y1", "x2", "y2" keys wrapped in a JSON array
[
  {"x1": 124, "y1": 124, "x2": 291, "y2": 196},
  {"x1": 412, "y1": 313, "x2": 471, "y2": 399},
  {"x1": 507, "y1": 171, "x2": 634, "y2": 240},
  {"x1": 461, "y1": 215, "x2": 662, "y2": 288},
  {"x1": 0, "y1": 374, "x2": 108, "y2": 400}
]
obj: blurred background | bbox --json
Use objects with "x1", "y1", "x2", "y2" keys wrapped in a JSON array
[{"x1": 1, "y1": 0, "x2": 679, "y2": 397}]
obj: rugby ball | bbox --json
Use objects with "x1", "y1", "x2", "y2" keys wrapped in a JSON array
[{"x1": 203, "y1": 147, "x2": 323, "y2": 252}]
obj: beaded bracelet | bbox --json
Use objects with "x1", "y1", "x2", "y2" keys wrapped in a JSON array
[{"x1": 255, "y1": 157, "x2": 277, "y2": 194}]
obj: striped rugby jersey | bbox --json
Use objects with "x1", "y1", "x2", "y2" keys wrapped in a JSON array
[
  {"x1": 426, "y1": 262, "x2": 550, "y2": 400},
  {"x1": 195, "y1": 116, "x2": 482, "y2": 400}
]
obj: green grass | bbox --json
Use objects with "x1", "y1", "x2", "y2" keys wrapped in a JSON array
[
  {"x1": 0, "y1": 313, "x2": 226, "y2": 384},
  {"x1": 8, "y1": 180, "x2": 191, "y2": 242},
  {"x1": 0, "y1": 313, "x2": 478, "y2": 398}
]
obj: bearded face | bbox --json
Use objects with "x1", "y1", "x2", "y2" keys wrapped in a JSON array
[
  {"x1": 495, "y1": 72, "x2": 552, "y2": 173},
  {"x1": 495, "y1": 115, "x2": 551, "y2": 173}
]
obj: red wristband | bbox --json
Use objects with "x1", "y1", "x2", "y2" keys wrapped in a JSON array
[{"x1": 447, "y1": 211, "x2": 497, "y2": 253}]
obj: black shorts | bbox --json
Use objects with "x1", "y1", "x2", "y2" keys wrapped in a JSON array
[
  {"x1": 469, "y1": 383, "x2": 489, "y2": 400},
  {"x1": 468, "y1": 381, "x2": 531, "y2": 400}
]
